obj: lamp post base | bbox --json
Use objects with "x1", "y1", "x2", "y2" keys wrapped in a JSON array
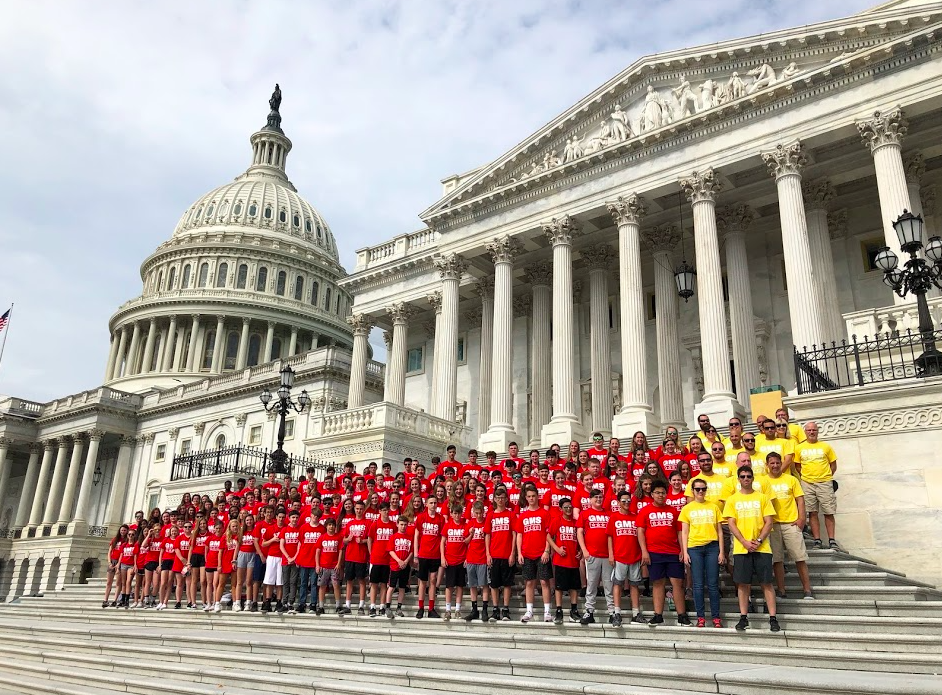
[
  {"x1": 916, "y1": 347, "x2": 942, "y2": 378},
  {"x1": 268, "y1": 448, "x2": 288, "y2": 475}
]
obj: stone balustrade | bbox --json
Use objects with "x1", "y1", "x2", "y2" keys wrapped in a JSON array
[
  {"x1": 354, "y1": 229, "x2": 440, "y2": 272},
  {"x1": 312, "y1": 402, "x2": 471, "y2": 446},
  {"x1": 844, "y1": 296, "x2": 942, "y2": 341}
]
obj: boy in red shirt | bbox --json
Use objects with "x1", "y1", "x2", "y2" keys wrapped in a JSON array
[
  {"x1": 342, "y1": 500, "x2": 371, "y2": 615},
  {"x1": 547, "y1": 497, "x2": 581, "y2": 624},
  {"x1": 315, "y1": 518, "x2": 343, "y2": 614},
  {"x1": 441, "y1": 503, "x2": 469, "y2": 619},
  {"x1": 367, "y1": 502, "x2": 397, "y2": 617},
  {"x1": 515, "y1": 487, "x2": 552, "y2": 623},
  {"x1": 279, "y1": 510, "x2": 303, "y2": 614},
  {"x1": 463, "y1": 500, "x2": 489, "y2": 622},
  {"x1": 296, "y1": 512, "x2": 325, "y2": 614},
  {"x1": 637, "y1": 479, "x2": 689, "y2": 626},
  {"x1": 414, "y1": 495, "x2": 445, "y2": 618},
  {"x1": 384, "y1": 516, "x2": 414, "y2": 618},
  {"x1": 577, "y1": 489, "x2": 613, "y2": 625},
  {"x1": 485, "y1": 488, "x2": 516, "y2": 622},
  {"x1": 608, "y1": 490, "x2": 645, "y2": 626}
]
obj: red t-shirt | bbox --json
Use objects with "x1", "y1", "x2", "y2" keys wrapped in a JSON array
[
  {"x1": 263, "y1": 482, "x2": 283, "y2": 497},
  {"x1": 466, "y1": 518, "x2": 487, "y2": 565},
  {"x1": 636, "y1": 504, "x2": 681, "y2": 555},
  {"x1": 368, "y1": 520, "x2": 397, "y2": 566},
  {"x1": 316, "y1": 532, "x2": 344, "y2": 569},
  {"x1": 205, "y1": 533, "x2": 222, "y2": 570},
  {"x1": 119, "y1": 542, "x2": 138, "y2": 564},
  {"x1": 344, "y1": 518, "x2": 371, "y2": 564},
  {"x1": 485, "y1": 509, "x2": 515, "y2": 560},
  {"x1": 191, "y1": 532, "x2": 208, "y2": 556},
  {"x1": 221, "y1": 537, "x2": 238, "y2": 574},
  {"x1": 515, "y1": 508, "x2": 550, "y2": 560},
  {"x1": 173, "y1": 536, "x2": 190, "y2": 572},
  {"x1": 666, "y1": 490, "x2": 687, "y2": 514},
  {"x1": 630, "y1": 496, "x2": 653, "y2": 516},
  {"x1": 261, "y1": 522, "x2": 285, "y2": 560},
  {"x1": 388, "y1": 533, "x2": 413, "y2": 569},
  {"x1": 658, "y1": 454, "x2": 685, "y2": 477},
  {"x1": 462, "y1": 464, "x2": 483, "y2": 481},
  {"x1": 297, "y1": 523, "x2": 325, "y2": 568},
  {"x1": 239, "y1": 529, "x2": 259, "y2": 554},
  {"x1": 608, "y1": 511, "x2": 642, "y2": 565},
  {"x1": 549, "y1": 517, "x2": 579, "y2": 568},
  {"x1": 541, "y1": 486, "x2": 573, "y2": 518},
  {"x1": 579, "y1": 509, "x2": 610, "y2": 559},
  {"x1": 415, "y1": 511, "x2": 445, "y2": 560},
  {"x1": 442, "y1": 518, "x2": 469, "y2": 565},
  {"x1": 146, "y1": 537, "x2": 161, "y2": 563},
  {"x1": 279, "y1": 525, "x2": 302, "y2": 562},
  {"x1": 574, "y1": 487, "x2": 596, "y2": 515},
  {"x1": 685, "y1": 454, "x2": 702, "y2": 475}
]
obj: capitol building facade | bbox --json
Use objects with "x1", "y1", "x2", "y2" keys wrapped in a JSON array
[{"x1": 1, "y1": 0, "x2": 942, "y2": 594}]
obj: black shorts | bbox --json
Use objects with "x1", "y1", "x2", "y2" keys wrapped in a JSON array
[
  {"x1": 369, "y1": 564, "x2": 391, "y2": 585},
  {"x1": 160, "y1": 559, "x2": 174, "y2": 572},
  {"x1": 489, "y1": 558, "x2": 514, "y2": 588},
  {"x1": 136, "y1": 567, "x2": 145, "y2": 576},
  {"x1": 648, "y1": 552, "x2": 685, "y2": 581},
  {"x1": 388, "y1": 567, "x2": 412, "y2": 589},
  {"x1": 206, "y1": 567, "x2": 217, "y2": 574},
  {"x1": 190, "y1": 554, "x2": 205, "y2": 569},
  {"x1": 444, "y1": 564, "x2": 467, "y2": 589},
  {"x1": 344, "y1": 561, "x2": 369, "y2": 581},
  {"x1": 417, "y1": 558, "x2": 441, "y2": 582},
  {"x1": 732, "y1": 552, "x2": 774, "y2": 585},
  {"x1": 144, "y1": 560, "x2": 158, "y2": 572},
  {"x1": 554, "y1": 565, "x2": 581, "y2": 592},
  {"x1": 521, "y1": 557, "x2": 552, "y2": 582}
]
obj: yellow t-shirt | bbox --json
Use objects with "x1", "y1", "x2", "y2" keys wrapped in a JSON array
[
  {"x1": 787, "y1": 422, "x2": 806, "y2": 445},
  {"x1": 794, "y1": 441, "x2": 837, "y2": 483},
  {"x1": 711, "y1": 462, "x2": 734, "y2": 479},
  {"x1": 756, "y1": 435, "x2": 795, "y2": 470},
  {"x1": 723, "y1": 445, "x2": 745, "y2": 466},
  {"x1": 722, "y1": 490, "x2": 775, "y2": 555},
  {"x1": 678, "y1": 500, "x2": 721, "y2": 548},
  {"x1": 747, "y1": 451, "x2": 767, "y2": 477},
  {"x1": 719, "y1": 475, "x2": 765, "y2": 503},
  {"x1": 685, "y1": 472, "x2": 726, "y2": 504},
  {"x1": 757, "y1": 473, "x2": 804, "y2": 524}
]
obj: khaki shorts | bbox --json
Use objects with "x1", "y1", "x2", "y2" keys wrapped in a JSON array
[
  {"x1": 770, "y1": 523, "x2": 808, "y2": 564},
  {"x1": 802, "y1": 480, "x2": 837, "y2": 515}
]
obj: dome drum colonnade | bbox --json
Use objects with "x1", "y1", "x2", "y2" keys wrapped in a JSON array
[{"x1": 345, "y1": 108, "x2": 922, "y2": 445}]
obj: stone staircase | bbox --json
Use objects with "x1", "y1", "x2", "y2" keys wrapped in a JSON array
[{"x1": 0, "y1": 545, "x2": 940, "y2": 695}]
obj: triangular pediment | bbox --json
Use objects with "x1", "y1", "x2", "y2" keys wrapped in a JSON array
[{"x1": 421, "y1": 2, "x2": 942, "y2": 227}]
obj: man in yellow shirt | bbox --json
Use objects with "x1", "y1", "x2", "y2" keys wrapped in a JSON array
[
  {"x1": 708, "y1": 441, "x2": 734, "y2": 479},
  {"x1": 741, "y1": 433, "x2": 766, "y2": 475},
  {"x1": 719, "y1": 453, "x2": 766, "y2": 503},
  {"x1": 721, "y1": 417, "x2": 744, "y2": 450},
  {"x1": 760, "y1": 452, "x2": 813, "y2": 600},
  {"x1": 755, "y1": 420, "x2": 794, "y2": 473},
  {"x1": 794, "y1": 421, "x2": 838, "y2": 550},
  {"x1": 723, "y1": 465, "x2": 779, "y2": 632},
  {"x1": 684, "y1": 453, "x2": 728, "y2": 504},
  {"x1": 775, "y1": 408, "x2": 806, "y2": 445},
  {"x1": 723, "y1": 430, "x2": 745, "y2": 468}
]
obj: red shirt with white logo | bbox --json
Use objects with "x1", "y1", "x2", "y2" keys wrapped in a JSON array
[
  {"x1": 666, "y1": 490, "x2": 687, "y2": 514},
  {"x1": 579, "y1": 509, "x2": 610, "y2": 559},
  {"x1": 297, "y1": 523, "x2": 325, "y2": 568},
  {"x1": 549, "y1": 517, "x2": 579, "y2": 569},
  {"x1": 415, "y1": 511, "x2": 445, "y2": 560},
  {"x1": 466, "y1": 518, "x2": 487, "y2": 565},
  {"x1": 515, "y1": 508, "x2": 550, "y2": 560},
  {"x1": 220, "y1": 537, "x2": 238, "y2": 574},
  {"x1": 238, "y1": 529, "x2": 259, "y2": 554},
  {"x1": 485, "y1": 509, "x2": 516, "y2": 560},
  {"x1": 388, "y1": 533, "x2": 413, "y2": 569},
  {"x1": 658, "y1": 454, "x2": 685, "y2": 477},
  {"x1": 636, "y1": 504, "x2": 681, "y2": 555},
  {"x1": 316, "y1": 532, "x2": 344, "y2": 570},
  {"x1": 442, "y1": 518, "x2": 469, "y2": 565},
  {"x1": 205, "y1": 533, "x2": 221, "y2": 570},
  {"x1": 279, "y1": 525, "x2": 302, "y2": 562},
  {"x1": 368, "y1": 520, "x2": 397, "y2": 566},
  {"x1": 608, "y1": 511, "x2": 642, "y2": 565},
  {"x1": 119, "y1": 542, "x2": 138, "y2": 564},
  {"x1": 173, "y1": 536, "x2": 190, "y2": 573},
  {"x1": 344, "y1": 518, "x2": 370, "y2": 564}
]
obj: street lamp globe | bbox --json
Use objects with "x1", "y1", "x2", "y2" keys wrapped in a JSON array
[
  {"x1": 873, "y1": 246, "x2": 899, "y2": 273},
  {"x1": 926, "y1": 236, "x2": 942, "y2": 263},
  {"x1": 891, "y1": 209, "x2": 924, "y2": 254},
  {"x1": 280, "y1": 364, "x2": 296, "y2": 389},
  {"x1": 298, "y1": 390, "x2": 311, "y2": 409},
  {"x1": 259, "y1": 388, "x2": 272, "y2": 406},
  {"x1": 277, "y1": 384, "x2": 290, "y2": 400}
]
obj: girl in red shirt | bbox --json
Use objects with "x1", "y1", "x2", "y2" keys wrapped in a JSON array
[
  {"x1": 156, "y1": 525, "x2": 179, "y2": 609},
  {"x1": 188, "y1": 518, "x2": 210, "y2": 609},
  {"x1": 213, "y1": 519, "x2": 241, "y2": 613},
  {"x1": 630, "y1": 475, "x2": 655, "y2": 515},
  {"x1": 132, "y1": 525, "x2": 151, "y2": 608},
  {"x1": 173, "y1": 521, "x2": 194, "y2": 609},
  {"x1": 117, "y1": 528, "x2": 139, "y2": 608},
  {"x1": 102, "y1": 524, "x2": 129, "y2": 608},
  {"x1": 234, "y1": 514, "x2": 263, "y2": 612},
  {"x1": 202, "y1": 520, "x2": 221, "y2": 612}
]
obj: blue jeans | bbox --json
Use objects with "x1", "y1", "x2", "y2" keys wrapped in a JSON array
[
  {"x1": 298, "y1": 566, "x2": 317, "y2": 606},
  {"x1": 688, "y1": 541, "x2": 721, "y2": 619}
]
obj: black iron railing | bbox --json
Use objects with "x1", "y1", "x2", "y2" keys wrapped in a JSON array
[
  {"x1": 794, "y1": 328, "x2": 942, "y2": 394},
  {"x1": 171, "y1": 444, "x2": 333, "y2": 482}
]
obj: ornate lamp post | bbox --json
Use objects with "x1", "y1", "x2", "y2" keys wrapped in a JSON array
[
  {"x1": 875, "y1": 210, "x2": 942, "y2": 377},
  {"x1": 259, "y1": 364, "x2": 311, "y2": 474}
]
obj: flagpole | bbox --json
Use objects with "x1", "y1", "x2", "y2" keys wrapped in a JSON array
[{"x1": 0, "y1": 303, "x2": 13, "y2": 375}]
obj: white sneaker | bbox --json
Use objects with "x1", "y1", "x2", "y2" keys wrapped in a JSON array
[
  {"x1": 452, "y1": 610, "x2": 460, "y2": 620},
  {"x1": 235, "y1": 603, "x2": 244, "y2": 612},
  {"x1": 543, "y1": 613, "x2": 553, "y2": 622},
  {"x1": 203, "y1": 603, "x2": 212, "y2": 612},
  {"x1": 521, "y1": 610, "x2": 533, "y2": 623},
  {"x1": 213, "y1": 603, "x2": 222, "y2": 613}
]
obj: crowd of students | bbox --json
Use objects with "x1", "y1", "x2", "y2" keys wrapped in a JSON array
[{"x1": 102, "y1": 409, "x2": 838, "y2": 633}]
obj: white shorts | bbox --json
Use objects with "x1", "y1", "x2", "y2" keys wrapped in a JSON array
[{"x1": 264, "y1": 556, "x2": 283, "y2": 586}]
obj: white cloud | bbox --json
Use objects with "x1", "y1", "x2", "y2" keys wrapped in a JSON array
[{"x1": 0, "y1": 0, "x2": 875, "y2": 400}]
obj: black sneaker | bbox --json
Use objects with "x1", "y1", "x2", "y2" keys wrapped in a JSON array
[
  {"x1": 309, "y1": 604, "x2": 318, "y2": 613},
  {"x1": 569, "y1": 606, "x2": 581, "y2": 623},
  {"x1": 812, "y1": 538, "x2": 822, "y2": 549},
  {"x1": 769, "y1": 616, "x2": 781, "y2": 633},
  {"x1": 297, "y1": 604, "x2": 306, "y2": 614},
  {"x1": 648, "y1": 613, "x2": 664, "y2": 626},
  {"x1": 335, "y1": 606, "x2": 343, "y2": 614},
  {"x1": 261, "y1": 600, "x2": 271, "y2": 613},
  {"x1": 250, "y1": 601, "x2": 258, "y2": 612},
  {"x1": 677, "y1": 613, "x2": 691, "y2": 626},
  {"x1": 174, "y1": 601, "x2": 182, "y2": 610},
  {"x1": 276, "y1": 601, "x2": 284, "y2": 613},
  {"x1": 368, "y1": 607, "x2": 376, "y2": 617},
  {"x1": 607, "y1": 614, "x2": 614, "y2": 625},
  {"x1": 500, "y1": 608, "x2": 510, "y2": 621},
  {"x1": 828, "y1": 539, "x2": 840, "y2": 551},
  {"x1": 416, "y1": 608, "x2": 425, "y2": 619},
  {"x1": 554, "y1": 608, "x2": 563, "y2": 625},
  {"x1": 340, "y1": 606, "x2": 352, "y2": 615},
  {"x1": 465, "y1": 607, "x2": 480, "y2": 622},
  {"x1": 428, "y1": 608, "x2": 440, "y2": 619},
  {"x1": 357, "y1": 606, "x2": 366, "y2": 616},
  {"x1": 735, "y1": 616, "x2": 749, "y2": 631},
  {"x1": 631, "y1": 613, "x2": 648, "y2": 624},
  {"x1": 579, "y1": 611, "x2": 595, "y2": 626},
  {"x1": 611, "y1": 612, "x2": 623, "y2": 627}
]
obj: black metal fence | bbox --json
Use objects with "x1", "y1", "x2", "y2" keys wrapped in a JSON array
[
  {"x1": 171, "y1": 445, "x2": 333, "y2": 483},
  {"x1": 794, "y1": 328, "x2": 942, "y2": 394}
]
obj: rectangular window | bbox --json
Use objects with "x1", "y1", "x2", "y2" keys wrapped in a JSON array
[
  {"x1": 284, "y1": 419, "x2": 295, "y2": 440},
  {"x1": 407, "y1": 346, "x2": 424, "y2": 373},
  {"x1": 155, "y1": 444, "x2": 166, "y2": 462},
  {"x1": 181, "y1": 439, "x2": 191, "y2": 456},
  {"x1": 249, "y1": 425, "x2": 262, "y2": 446},
  {"x1": 860, "y1": 236, "x2": 885, "y2": 273},
  {"x1": 456, "y1": 336, "x2": 466, "y2": 365},
  {"x1": 147, "y1": 493, "x2": 160, "y2": 513}
]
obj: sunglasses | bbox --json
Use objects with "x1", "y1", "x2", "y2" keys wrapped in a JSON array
[
  {"x1": 693, "y1": 487, "x2": 708, "y2": 492},
  {"x1": 776, "y1": 424, "x2": 788, "y2": 428},
  {"x1": 743, "y1": 438, "x2": 755, "y2": 443},
  {"x1": 763, "y1": 425, "x2": 775, "y2": 430},
  {"x1": 738, "y1": 474, "x2": 753, "y2": 480}
]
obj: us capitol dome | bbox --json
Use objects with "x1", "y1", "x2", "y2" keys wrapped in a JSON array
[{"x1": 104, "y1": 85, "x2": 354, "y2": 392}]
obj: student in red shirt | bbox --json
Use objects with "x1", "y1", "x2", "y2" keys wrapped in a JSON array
[
  {"x1": 548, "y1": 497, "x2": 581, "y2": 624},
  {"x1": 541, "y1": 470, "x2": 572, "y2": 519},
  {"x1": 260, "y1": 508, "x2": 286, "y2": 614},
  {"x1": 342, "y1": 500, "x2": 371, "y2": 615},
  {"x1": 441, "y1": 503, "x2": 469, "y2": 620},
  {"x1": 202, "y1": 520, "x2": 222, "y2": 612},
  {"x1": 142, "y1": 522, "x2": 162, "y2": 608},
  {"x1": 609, "y1": 490, "x2": 645, "y2": 626},
  {"x1": 262, "y1": 471, "x2": 283, "y2": 499},
  {"x1": 637, "y1": 479, "x2": 689, "y2": 626},
  {"x1": 658, "y1": 439, "x2": 686, "y2": 478},
  {"x1": 296, "y1": 511, "x2": 325, "y2": 614},
  {"x1": 132, "y1": 525, "x2": 151, "y2": 608},
  {"x1": 573, "y1": 471, "x2": 597, "y2": 517},
  {"x1": 577, "y1": 489, "x2": 614, "y2": 625},
  {"x1": 414, "y1": 495, "x2": 445, "y2": 619},
  {"x1": 666, "y1": 471, "x2": 688, "y2": 514},
  {"x1": 103, "y1": 524, "x2": 129, "y2": 608},
  {"x1": 117, "y1": 528, "x2": 140, "y2": 609},
  {"x1": 173, "y1": 521, "x2": 194, "y2": 609},
  {"x1": 586, "y1": 432, "x2": 608, "y2": 463},
  {"x1": 156, "y1": 525, "x2": 179, "y2": 610},
  {"x1": 485, "y1": 488, "x2": 516, "y2": 622},
  {"x1": 367, "y1": 502, "x2": 397, "y2": 617},
  {"x1": 234, "y1": 514, "x2": 263, "y2": 612},
  {"x1": 515, "y1": 486, "x2": 552, "y2": 623},
  {"x1": 462, "y1": 449, "x2": 483, "y2": 482},
  {"x1": 461, "y1": 500, "x2": 489, "y2": 623},
  {"x1": 384, "y1": 516, "x2": 414, "y2": 618},
  {"x1": 315, "y1": 518, "x2": 344, "y2": 614},
  {"x1": 186, "y1": 517, "x2": 210, "y2": 610},
  {"x1": 279, "y1": 510, "x2": 303, "y2": 614}
]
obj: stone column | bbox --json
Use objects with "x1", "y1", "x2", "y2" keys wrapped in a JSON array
[
  {"x1": 607, "y1": 195, "x2": 657, "y2": 436},
  {"x1": 579, "y1": 246, "x2": 613, "y2": 436},
  {"x1": 140, "y1": 318, "x2": 158, "y2": 374},
  {"x1": 14, "y1": 444, "x2": 42, "y2": 528},
  {"x1": 125, "y1": 321, "x2": 142, "y2": 376},
  {"x1": 105, "y1": 437, "x2": 136, "y2": 530},
  {"x1": 857, "y1": 108, "x2": 911, "y2": 305},
  {"x1": 761, "y1": 142, "x2": 824, "y2": 351},
  {"x1": 288, "y1": 327, "x2": 299, "y2": 356},
  {"x1": 185, "y1": 315, "x2": 201, "y2": 371},
  {"x1": 104, "y1": 333, "x2": 120, "y2": 382},
  {"x1": 40, "y1": 438, "x2": 72, "y2": 527},
  {"x1": 427, "y1": 292, "x2": 443, "y2": 416},
  {"x1": 55, "y1": 434, "x2": 86, "y2": 525},
  {"x1": 640, "y1": 225, "x2": 686, "y2": 430},
  {"x1": 384, "y1": 302, "x2": 416, "y2": 406},
  {"x1": 210, "y1": 316, "x2": 226, "y2": 373},
  {"x1": 111, "y1": 327, "x2": 129, "y2": 380},
  {"x1": 71, "y1": 430, "x2": 104, "y2": 528},
  {"x1": 541, "y1": 215, "x2": 586, "y2": 446},
  {"x1": 172, "y1": 320, "x2": 186, "y2": 372},
  {"x1": 717, "y1": 204, "x2": 761, "y2": 401},
  {"x1": 236, "y1": 318, "x2": 251, "y2": 369},
  {"x1": 0, "y1": 439, "x2": 11, "y2": 521},
  {"x1": 346, "y1": 314, "x2": 374, "y2": 409},
  {"x1": 680, "y1": 167, "x2": 741, "y2": 421},
  {"x1": 433, "y1": 253, "x2": 468, "y2": 421},
  {"x1": 526, "y1": 262, "x2": 553, "y2": 444},
  {"x1": 480, "y1": 236, "x2": 521, "y2": 452},
  {"x1": 262, "y1": 321, "x2": 276, "y2": 363},
  {"x1": 162, "y1": 315, "x2": 178, "y2": 372},
  {"x1": 802, "y1": 180, "x2": 844, "y2": 345},
  {"x1": 475, "y1": 279, "x2": 494, "y2": 434}
]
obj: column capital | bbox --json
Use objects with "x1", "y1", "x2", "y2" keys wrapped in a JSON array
[
  {"x1": 427, "y1": 291, "x2": 443, "y2": 314},
  {"x1": 43, "y1": 438, "x2": 58, "y2": 451},
  {"x1": 242, "y1": 316, "x2": 252, "y2": 325},
  {"x1": 922, "y1": 185, "x2": 937, "y2": 216},
  {"x1": 512, "y1": 294, "x2": 531, "y2": 318},
  {"x1": 433, "y1": 252, "x2": 468, "y2": 281},
  {"x1": 524, "y1": 261, "x2": 552, "y2": 287},
  {"x1": 801, "y1": 179, "x2": 836, "y2": 211},
  {"x1": 142, "y1": 432, "x2": 156, "y2": 443},
  {"x1": 606, "y1": 194, "x2": 647, "y2": 227},
  {"x1": 827, "y1": 208, "x2": 849, "y2": 241},
  {"x1": 216, "y1": 315, "x2": 226, "y2": 324},
  {"x1": 761, "y1": 141, "x2": 807, "y2": 180},
  {"x1": 542, "y1": 214, "x2": 581, "y2": 246},
  {"x1": 680, "y1": 167, "x2": 722, "y2": 204},
  {"x1": 147, "y1": 317, "x2": 157, "y2": 326},
  {"x1": 267, "y1": 320, "x2": 277, "y2": 329},
  {"x1": 385, "y1": 302, "x2": 418, "y2": 326},
  {"x1": 168, "y1": 427, "x2": 180, "y2": 440},
  {"x1": 382, "y1": 330, "x2": 393, "y2": 349},
  {"x1": 68, "y1": 432, "x2": 86, "y2": 444},
  {"x1": 857, "y1": 107, "x2": 907, "y2": 152},
  {"x1": 473, "y1": 276, "x2": 494, "y2": 299},
  {"x1": 640, "y1": 224, "x2": 681, "y2": 255},
  {"x1": 28, "y1": 442, "x2": 42, "y2": 454},
  {"x1": 716, "y1": 204, "x2": 757, "y2": 234},
  {"x1": 120, "y1": 435, "x2": 137, "y2": 448},
  {"x1": 904, "y1": 153, "x2": 926, "y2": 185},
  {"x1": 86, "y1": 429, "x2": 105, "y2": 442},
  {"x1": 580, "y1": 244, "x2": 613, "y2": 271},
  {"x1": 346, "y1": 313, "x2": 374, "y2": 337},
  {"x1": 168, "y1": 314, "x2": 178, "y2": 322},
  {"x1": 191, "y1": 313, "x2": 200, "y2": 322},
  {"x1": 487, "y1": 235, "x2": 521, "y2": 265}
]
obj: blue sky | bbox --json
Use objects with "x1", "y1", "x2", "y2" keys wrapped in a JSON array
[{"x1": 0, "y1": 0, "x2": 876, "y2": 401}]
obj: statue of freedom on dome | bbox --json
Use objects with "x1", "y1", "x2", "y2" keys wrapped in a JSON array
[{"x1": 269, "y1": 84, "x2": 282, "y2": 113}]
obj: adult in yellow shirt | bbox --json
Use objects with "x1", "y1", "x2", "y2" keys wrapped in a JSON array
[
  {"x1": 741, "y1": 433, "x2": 767, "y2": 476},
  {"x1": 684, "y1": 453, "x2": 728, "y2": 504},
  {"x1": 707, "y1": 441, "x2": 734, "y2": 479},
  {"x1": 755, "y1": 420, "x2": 794, "y2": 473},
  {"x1": 723, "y1": 430, "x2": 745, "y2": 468},
  {"x1": 719, "y1": 453, "x2": 766, "y2": 502},
  {"x1": 775, "y1": 408, "x2": 806, "y2": 445},
  {"x1": 760, "y1": 452, "x2": 813, "y2": 600},
  {"x1": 679, "y1": 484, "x2": 724, "y2": 628},
  {"x1": 720, "y1": 416, "x2": 744, "y2": 450},
  {"x1": 723, "y1": 465, "x2": 779, "y2": 632},
  {"x1": 794, "y1": 421, "x2": 838, "y2": 550}
]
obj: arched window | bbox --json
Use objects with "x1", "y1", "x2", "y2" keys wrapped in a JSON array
[
  {"x1": 195, "y1": 205, "x2": 203, "y2": 218},
  {"x1": 219, "y1": 201, "x2": 229, "y2": 216},
  {"x1": 215, "y1": 262, "x2": 228, "y2": 288},
  {"x1": 256, "y1": 266, "x2": 268, "y2": 292},
  {"x1": 215, "y1": 433, "x2": 226, "y2": 449},
  {"x1": 311, "y1": 281, "x2": 319, "y2": 306},
  {"x1": 264, "y1": 206, "x2": 272, "y2": 220},
  {"x1": 293, "y1": 276, "x2": 304, "y2": 301},
  {"x1": 248, "y1": 202, "x2": 257, "y2": 217},
  {"x1": 305, "y1": 219, "x2": 312, "y2": 233},
  {"x1": 279, "y1": 209, "x2": 287, "y2": 223},
  {"x1": 156, "y1": 271, "x2": 163, "y2": 292},
  {"x1": 202, "y1": 329, "x2": 215, "y2": 369},
  {"x1": 236, "y1": 264, "x2": 248, "y2": 289},
  {"x1": 316, "y1": 223, "x2": 322, "y2": 239},
  {"x1": 197, "y1": 263, "x2": 209, "y2": 288},
  {"x1": 182, "y1": 264, "x2": 191, "y2": 289},
  {"x1": 168, "y1": 267, "x2": 177, "y2": 290},
  {"x1": 271, "y1": 337, "x2": 282, "y2": 360},
  {"x1": 234, "y1": 201, "x2": 243, "y2": 216},
  {"x1": 293, "y1": 214, "x2": 300, "y2": 227},
  {"x1": 335, "y1": 294, "x2": 342, "y2": 315},
  {"x1": 247, "y1": 334, "x2": 261, "y2": 366},
  {"x1": 224, "y1": 331, "x2": 239, "y2": 370},
  {"x1": 276, "y1": 271, "x2": 287, "y2": 296},
  {"x1": 324, "y1": 287, "x2": 332, "y2": 311},
  {"x1": 206, "y1": 203, "x2": 215, "y2": 218}
]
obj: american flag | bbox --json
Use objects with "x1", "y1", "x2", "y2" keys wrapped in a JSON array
[{"x1": 0, "y1": 309, "x2": 9, "y2": 332}]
